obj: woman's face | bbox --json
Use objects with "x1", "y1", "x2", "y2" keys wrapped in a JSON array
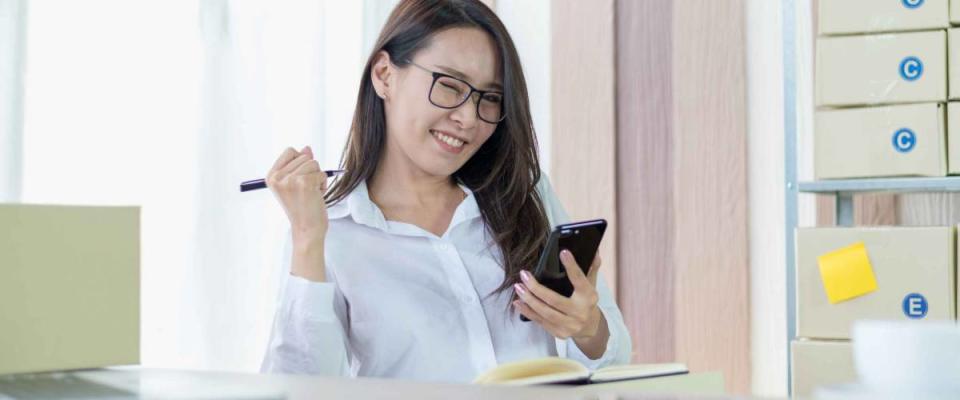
[{"x1": 373, "y1": 27, "x2": 502, "y2": 178}]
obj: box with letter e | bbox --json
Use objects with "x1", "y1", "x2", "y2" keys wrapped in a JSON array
[{"x1": 796, "y1": 227, "x2": 956, "y2": 340}]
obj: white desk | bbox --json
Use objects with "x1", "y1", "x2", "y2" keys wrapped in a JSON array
[{"x1": 0, "y1": 368, "x2": 741, "y2": 400}]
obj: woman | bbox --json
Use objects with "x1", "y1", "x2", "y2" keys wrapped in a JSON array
[{"x1": 261, "y1": 0, "x2": 631, "y2": 382}]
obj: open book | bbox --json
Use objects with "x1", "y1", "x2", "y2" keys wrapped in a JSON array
[{"x1": 472, "y1": 357, "x2": 688, "y2": 386}]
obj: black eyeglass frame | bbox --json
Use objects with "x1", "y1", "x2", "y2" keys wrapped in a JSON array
[{"x1": 406, "y1": 61, "x2": 507, "y2": 124}]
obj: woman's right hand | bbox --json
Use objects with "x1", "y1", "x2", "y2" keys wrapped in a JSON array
[{"x1": 267, "y1": 146, "x2": 330, "y2": 281}]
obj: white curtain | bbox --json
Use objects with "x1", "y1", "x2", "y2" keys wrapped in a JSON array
[
  {"x1": 15, "y1": 0, "x2": 360, "y2": 371},
  {"x1": 0, "y1": 0, "x2": 26, "y2": 202},
  {"x1": 11, "y1": 0, "x2": 551, "y2": 372},
  {"x1": 20, "y1": 0, "x2": 205, "y2": 369},
  {"x1": 190, "y1": 0, "x2": 329, "y2": 371},
  {"x1": 495, "y1": 0, "x2": 551, "y2": 172}
]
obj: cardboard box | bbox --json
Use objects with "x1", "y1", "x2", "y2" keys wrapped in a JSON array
[
  {"x1": 815, "y1": 103, "x2": 946, "y2": 179},
  {"x1": 797, "y1": 227, "x2": 955, "y2": 340},
  {"x1": 819, "y1": 0, "x2": 948, "y2": 35},
  {"x1": 953, "y1": 0, "x2": 960, "y2": 25},
  {"x1": 951, "y1": 30, "x2": 960, "y2": 100},
  {"x1": 791, "y1": 340, "x2": 855, "y2": 398},
  {"x1": 0, "y1": 204, "x2": 140, "y2": 375},
  {"x1": 816, "y1": 30, "x2": 946, "y2": 107},
  {"x1": 949, "y1": 103, "x2": 960, "y2": 173}
]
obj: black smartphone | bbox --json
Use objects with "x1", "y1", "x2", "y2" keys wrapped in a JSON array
[{"x1": 520, "y1": 218, "x2": 607, "y2": 321}]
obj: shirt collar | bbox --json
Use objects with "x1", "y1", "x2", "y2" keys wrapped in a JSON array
[{"x1": 328, "y1": 179, "x2": 482, "y2": 236}]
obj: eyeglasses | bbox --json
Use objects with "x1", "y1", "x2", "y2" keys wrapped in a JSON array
[{"x1": 407, "y1": 61, "x2": 506, "y2": 124}]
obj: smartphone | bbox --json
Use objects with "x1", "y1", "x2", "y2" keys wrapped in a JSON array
[{"x1": 520, "y1": 218, "x2": 607, "y2": 321}]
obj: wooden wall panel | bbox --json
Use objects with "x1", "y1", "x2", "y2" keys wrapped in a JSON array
[
  {"x1": 614, "y1": 0, "x2": 751, "y2": 394},
  {"x1": 815, "y1": 194, "x2": 898, "y2": 226},
  {"x1": 616, "y1": 0, "x2": 676, "y2": 364},
  {"x1": 898, "y1": 193, "x2": 960, "y2": 225},
  {"x1": 550, "y1": 0, "x2": 618, "y2": 293},
  {"x1": 671, "y1": 1, "x2": 750, "y2": 393},
  {"x1": 556, "y1": 0, "x2": 753, "y2": 392}
]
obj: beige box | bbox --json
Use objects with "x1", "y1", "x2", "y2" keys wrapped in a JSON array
[
  {"x1": 949, "y1": 103, "x2": 960, "y2": 173},
  {"x1": 797, "y1": 227, "x2": 955, "y2": 340},
  {"x1": 950, "y1": 30, "x2": 960, "y2": 99},
  {"x1": 0, "y1": 204, "x2": 140, "y2": 375},
  {"x1": 791, "y1": 340, "x2": 855, "y2": 399},
  {"x1": 819, "y1": 0, "x2": 948, "y2": 35},
  {"x1": 817, "y1": 30, "x2": 946, "y2": 107},
  {"x1": 815, "y1": 103, "x2": 946, "y2": 179},
  {"x1": 953, "y1": 0, "x2": 960, "y2": 25}
]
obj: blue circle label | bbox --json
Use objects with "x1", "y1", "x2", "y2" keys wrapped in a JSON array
[
  {"x1": 902, "y1": 293, "x2": 928, "y2": 319},
  {"x1": 892, "y1": 128, "x2": 916, "y2": 153},
  {"x1": 900, "y1": 57, "x2": 923, "y2": 81},
  {"x1": 902, "y1": 0, "x2": 924, "y2": 9}
]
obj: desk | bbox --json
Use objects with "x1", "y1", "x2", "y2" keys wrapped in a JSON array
[{"x1": 0, "y1": 369, "x2": 746, "y2": 400}]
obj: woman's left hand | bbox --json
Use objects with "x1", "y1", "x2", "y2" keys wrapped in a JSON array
[{"x1": 513, "y1": 250, "x2": 607, "y2": 344}]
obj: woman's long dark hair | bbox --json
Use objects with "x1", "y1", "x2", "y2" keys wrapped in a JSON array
[{"x1": 325, "y1": 0, "x2": 550, "y2": 297}]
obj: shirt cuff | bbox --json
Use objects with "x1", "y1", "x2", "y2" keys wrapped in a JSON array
[
  {"x1": 281, "y1": 274, "x2": 338, "y2": 322},
  {"x1": 562, "y1": 305, "x2": 621, "y2": 370}
]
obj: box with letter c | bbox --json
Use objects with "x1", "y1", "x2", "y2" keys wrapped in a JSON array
[
  {"x1": 819, "y1": 0, "x2": 948, "y2": 35},
  {"x1": 816, "y1": 30, "x2": 946, "y2": 107},
  {"x1": 815, "y1": 103, "x2": 946, "y2": 179}
]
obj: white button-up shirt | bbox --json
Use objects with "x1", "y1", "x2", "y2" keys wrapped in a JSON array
[{"x1": 260, "y1": 174, "x2": 632, "y2": 383}]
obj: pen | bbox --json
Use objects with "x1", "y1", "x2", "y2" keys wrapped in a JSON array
[{"x1": 240, "y1": 169, "x2": 346, "y2": 192}]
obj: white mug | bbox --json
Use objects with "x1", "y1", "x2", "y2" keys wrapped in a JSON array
[{"x1": 852, "y1": 320, "x2": 960, "y2": 390}]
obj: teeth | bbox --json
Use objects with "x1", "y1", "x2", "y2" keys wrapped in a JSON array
[{"x1": 432, "y1": 131, "x2": 464, "y2": 148}]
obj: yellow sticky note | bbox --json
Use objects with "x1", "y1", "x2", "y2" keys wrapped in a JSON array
[{"x1": 817, "y1": 241, "x2": 878, "y2": 304}]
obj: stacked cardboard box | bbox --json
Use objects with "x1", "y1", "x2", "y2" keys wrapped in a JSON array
[
  {"x1": 803, "y1": 1, "x2": 960, "y2": 397},
  {"x1": 815, "y1": 0, "x2": 949, "y2": 179},
  {"x1": 792, "y1": 226, "x2": 957, "y2": 397}
]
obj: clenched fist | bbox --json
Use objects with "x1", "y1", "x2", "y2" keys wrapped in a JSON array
[{"x1": 267, "y1": 146, "x2": 329, "y2": 281}]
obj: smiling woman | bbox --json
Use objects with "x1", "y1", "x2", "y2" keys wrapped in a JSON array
[{"x1": 260, "y1": 0, "x2": 632, "y2": 382}]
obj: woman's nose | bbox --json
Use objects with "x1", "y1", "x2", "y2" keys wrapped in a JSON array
[{"x1": 449, "y1": 94, "x2": 481, "y2": 128}]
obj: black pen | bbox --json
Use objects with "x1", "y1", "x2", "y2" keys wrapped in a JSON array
[{"x1": 240, "y1": 169, "x2": 345, "y2": 192}]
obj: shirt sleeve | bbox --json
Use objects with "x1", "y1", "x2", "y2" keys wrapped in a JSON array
[
  {"x1": 536, "y1": 172, "x2": 634, "y2": 369},
  {"x1": 260, "y1": 230, "x2": 353, "y2": 376}
]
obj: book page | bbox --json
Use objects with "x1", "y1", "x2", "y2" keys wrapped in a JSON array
[{"x1": 590, "y1": 363, "x2": 688, "y2": 383}]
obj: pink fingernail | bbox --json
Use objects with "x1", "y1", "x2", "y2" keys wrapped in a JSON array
[
  {"x1": 514, "y1": 283, "x2": 526, "y2": 296},
  {"x1": 520, "y1": 270, "x2": 531, "y2": 283}
]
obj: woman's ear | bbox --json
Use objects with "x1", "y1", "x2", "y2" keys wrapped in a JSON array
[{"x1": 370, "y1": 51, "x2": 394, "y2": 101}]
